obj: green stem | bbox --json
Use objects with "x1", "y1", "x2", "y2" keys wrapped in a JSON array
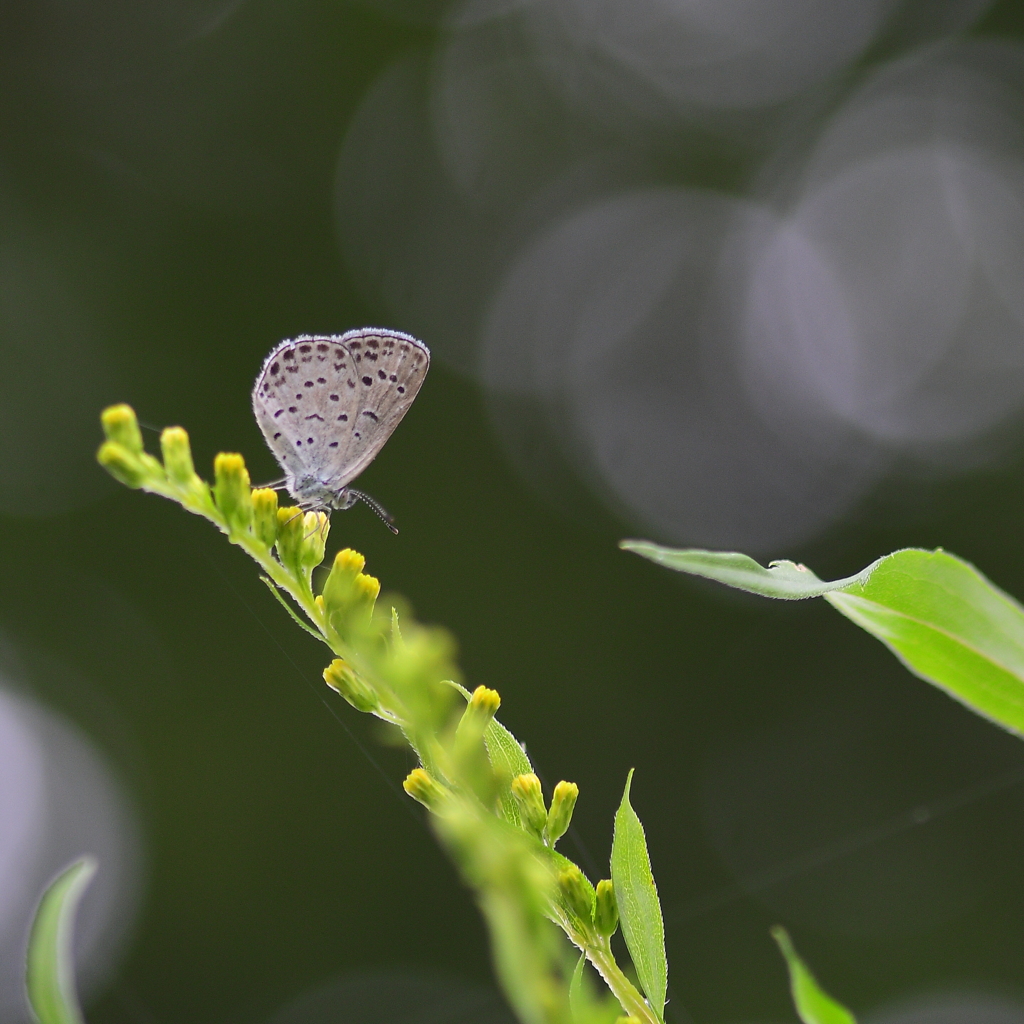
[{"x1": 588, "y1": 945, "x2": 661, "y2": 1024}]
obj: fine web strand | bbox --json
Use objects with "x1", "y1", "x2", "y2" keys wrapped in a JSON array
[
  {"x1": 665, "y1": 760, "x2": 1024, "y2": 926},
  {"x1": 201, "y1": 546, "x2": 422, "y2": 822}
]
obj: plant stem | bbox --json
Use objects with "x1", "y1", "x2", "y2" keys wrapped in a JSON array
[{"x1": 588, "y1": 946, "x2": 661, "y2": 1024}]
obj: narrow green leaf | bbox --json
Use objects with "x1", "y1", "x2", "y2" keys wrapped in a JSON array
[
  {"x1": 620, "y1": 541, "x2": 877, "y2": 599},
  {"x1": 260, "y1": 577, "x2": 323, "y2": 641},
  {"x1": 610, "y1": 770, "x2": 667, "y2": 1022},
  {"x1": 570, "y1": 953, "x2": 587, "y2": 1023},
  {"x1": 568, "y1": 953, "x2": 622, "y2": 1024},
  {"x1": 824, "y1": 549, "x2": 1024, "y2": 736},
  {"x1": 771, "y1": 927, "x2": 856, "y2": 1024},
  {"x1": 26, "y1": 856, "x2": 97, "y2": 1024},
  {"x1": 485, "y1": 718, "x2": 534, "y2": 828},
  {"x1": 484, "y1": 717, "x2": 533, "y2": 780}
]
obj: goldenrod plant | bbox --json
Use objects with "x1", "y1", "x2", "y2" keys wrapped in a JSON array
[
  {"x1": 84, "y1": 405, "x2": 659, "y2": 1024},
  {"x1": 26, "y1": 405, "x2": 865, "y2": 1024}
]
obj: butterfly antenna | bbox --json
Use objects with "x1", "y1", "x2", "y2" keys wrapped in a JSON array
[{"x1": 348, "y1": 489, "x2": 399, "y2": 535}]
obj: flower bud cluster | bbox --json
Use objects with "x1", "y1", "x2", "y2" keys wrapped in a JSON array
[
  {"x1": 556, "y1": 868, "x2": 619, "y2": 944},
  {"x1": 97, "y1": 405, "x2": 165, "y2": 489},
  {"x1": 509, "y1": 773, "x2": 579, "y2": 849},
  {"x1": 97, "y1": 406, "x2": 338, "y2": 581},
  {"x1": 319, "y1": 549, "x2": 379, "y2": 635},
  {"x1": 98, "y1": 410, "x2": 458, "y2": 769},
  {"x1": 274, "y1": 506, "x2": 330, "y2": 582},
  {"x1": 507, "y1": 773, "x2": 620, "y2": 945},
  {"x1": 98, "y1": 405, "x2": 639, "y2": 1018}
]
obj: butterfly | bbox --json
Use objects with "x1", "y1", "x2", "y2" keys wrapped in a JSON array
[{"x1": 252, "y1": 328, "x2": 429, "y2": 532}]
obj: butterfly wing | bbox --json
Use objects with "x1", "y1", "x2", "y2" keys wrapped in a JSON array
[
  {"x1": 253, "y1": 336, "x2": 334, "y2": 486},
  {"x1": 326, "y1": 328, "x2": 430, "y2": 488}
]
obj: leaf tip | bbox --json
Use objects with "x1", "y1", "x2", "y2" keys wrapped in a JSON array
[
  {"x1": 770, "y1": 924, "x2": 792, "y2": 954},
  {"x1": 26, "y1": 855, "x2": 99, "y2": 1024},
  {"x1": 77, "y1": 854, "x2": 98, "y2": 878},
  {"x1": 770, "y1": 924, "x2": 857, "y2": 1024}
]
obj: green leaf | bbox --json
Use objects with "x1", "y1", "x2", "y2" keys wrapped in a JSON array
[
  {"x1": 570, "y1": 953, "x2": 587, "y2": 1022},
  {"x1": 771, "y1": 927, "x2": 856, "y2": 1024},
  {"x1": 568, "y1": 953, "x2": 621, "y2": 1024},
  {"x1": 610, "y1": 770, "x2": 667, "y2": 1022},
  {"x1": 823, "y1": 549, "x2": 1024, "y2": 736},
  {"x1": 624, "y1": 542, "x2": 1024, "y2": 739},
  {"x1": 26, "y1": 856, "x2": 97, "y2": 1024},
  {"x1": 260, "y1": 577, "x2": 324, "y2": 641},
  {"x1": 620, "y1": 541, "x2": 877, "y2": 599},
  {"x1": 484, "y1": 717, "x2": 533, "y2": 781},
  {"x1": 485, "y1": 718, "x2": 534, "y2": 828}
]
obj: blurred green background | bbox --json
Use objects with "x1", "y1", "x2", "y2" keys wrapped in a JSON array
[{"x1": 7, "y1": 2, "x2": 1024, "y2": 1022}]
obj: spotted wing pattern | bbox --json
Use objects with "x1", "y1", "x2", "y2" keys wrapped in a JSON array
[{"x1": 252, "y1": 329, "x2": 429, "y2": 500}]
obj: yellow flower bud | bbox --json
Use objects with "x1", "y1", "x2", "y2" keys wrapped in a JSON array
[
  {"x1": 101, "y1": 404, "x2": 143, "y2": 454},
  {"x1": 594, "y1": 878, "x2": 618, "y2": 937},
  {"x1": 323, "y1": 659, "x2": 377, "y2": 713},
  {"x1": 510, "y1": 773, "x2": 547, "y2": 839},
  {"x1": 160, "y1": 427, "x2": 196, "y2": 487},
  {"x1": 451, "y1": 686, "x2": 502, "y2": 793},
  {"x1": 468, "y1": 685, "x2": 500, "y2": 721},
  {"x1": 557, "y1": 866, "x2": 594, "y2": 928},
  {"x1": 213, "y1": 453, "x2": 253, "y2": 533},
  {"x1": 97, "y1": 441, "x2": 146, "y2": 488},
  {"x1": 545, "y1": 780, "x2": 578, "y2": 847},
  {"x1": 403, "y1": 768, "x2": 447, "y2": 811},
  {"x1": 299, "y1": 512, "x2": 329, "y2": 571},
  {"x1": 252, "y1": 488, "x2": 279, "y2": 548},
  {"x1": 354, "y1": 572, "x2": 380, "y2": 610},
  {"x1": 337, "y1": 548, "x2": 367, "y2": 577},
  {"x1": 456, "y1": 686, "x2": 500, "y2": 744},
  {"x1": 275, "y1": 506, "x2": 305, "y2": 573},
  {"x1": 321, "y1": 548, "x2": 367, "y2": 612}
]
